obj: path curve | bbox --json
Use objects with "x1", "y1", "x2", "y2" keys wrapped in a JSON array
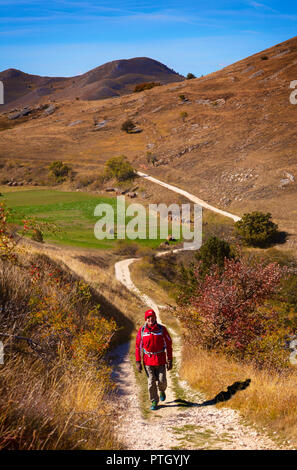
[{"x1": 112, "y1": 173, "x2": 281, "y2": 450}]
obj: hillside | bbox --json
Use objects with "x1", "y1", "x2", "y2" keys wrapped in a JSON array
[
  {"x1": 0, "y1": 57, "x2": 184, "y2": 110},
  {"x1": 1, "y1": 36, "x2": 297, "y2": 253}
]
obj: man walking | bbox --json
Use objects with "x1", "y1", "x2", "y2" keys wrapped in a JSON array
[{"x1": 135, "y1": 309, "x2": 173, "y2": 410}]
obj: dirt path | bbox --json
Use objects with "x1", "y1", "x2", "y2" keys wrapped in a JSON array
[
  {"x1": 113, "y1": 258, "x2": 280, "y2": 450},
  {"x1": 111, "y1": 173, "x2": 284, "y2": 450}
]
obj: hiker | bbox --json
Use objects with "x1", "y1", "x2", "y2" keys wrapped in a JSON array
[{"x1": 135, "y1": 308, "x2": 173, "y2": 410}]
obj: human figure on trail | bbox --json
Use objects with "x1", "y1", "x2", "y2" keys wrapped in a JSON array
[{"x1": 135, "y1": 309, "x2": 173, "y2": 410}]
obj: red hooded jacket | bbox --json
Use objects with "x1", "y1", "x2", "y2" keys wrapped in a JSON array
[{"x1": 135, "y1": 322, "x2": 172, "y2": 366}]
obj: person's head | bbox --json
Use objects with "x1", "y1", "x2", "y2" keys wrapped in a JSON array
[{"x1": 145, "y1": 309, "x2": 156, "y2": 327}]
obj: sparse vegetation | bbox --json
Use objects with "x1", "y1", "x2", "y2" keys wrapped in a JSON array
[
  {"x1": 121, "y1": 119, "x2": 136, "y2": 133},
  {"x1": 234, "y1": 211, "x2": 279, "y2": 247},
  {"x1": 0, "y1": 206, "x2": 121, "y2": 449},
  {"x1": 104, "y1": 155, "x2": 136, "y2": 182},
  {"x1": 134, "y1": 82, "x2": 161, "y2": 92}
]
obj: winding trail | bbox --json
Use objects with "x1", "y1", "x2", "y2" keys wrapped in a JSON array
[{"x1": 111, "y1": 173, "x2": 280, "y2": 450}]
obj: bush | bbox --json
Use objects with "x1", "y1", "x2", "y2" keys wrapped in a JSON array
[
  {"x1": 177, "y1": 256, "x2": 286, "y2": 362},
  {"x1": 146, "y1": 152, "x2": 158, "y2": 166},
  {"x1": 121, "y1": 119, "x2": 135, "y2": 133},
  {"x1": 134, "y1": 82, "x2": 161, "y2": 92},
  {"x1": 104, "y1": 155, "x2": 136, "y2": 182},
  {"x1": 195, "y1": 236, "x2": 234, "y2": 275},
  {"x1": 186, "y1": 73, "x2": 196, "y2": 79},
  {"x1": 180, "y1": 111, "x2": 188, "y2": 122},
  {"x1": 49, "y1": 161, "x2": 71, "y2": 182},
  {"x1": 234, "y1": 211, "x2": 278, "y2": 247}
]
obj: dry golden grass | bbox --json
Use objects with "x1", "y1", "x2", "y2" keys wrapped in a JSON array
[
  {"x1": 180, "y1": 344, "x2": 297, "y2": 447},
  {"x1": 0, "y1": 353, "x2": 122, "y2": 450}
]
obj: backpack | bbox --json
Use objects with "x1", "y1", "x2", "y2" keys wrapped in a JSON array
[{"x1": 140, "y1": 323, "x2": 167, "y2": 355}]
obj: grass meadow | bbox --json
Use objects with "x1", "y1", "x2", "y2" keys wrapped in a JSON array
[{"x1": 1, "y1": 187, "x2": 180, "y2": 250}]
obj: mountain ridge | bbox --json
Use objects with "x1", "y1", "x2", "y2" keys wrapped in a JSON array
[{"x1": 0, "y1": 57, "x2": 184, "y2": 110}]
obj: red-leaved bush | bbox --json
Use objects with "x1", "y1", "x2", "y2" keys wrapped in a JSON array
[{"x1": 177, "y1": 257, "x2": 287, "y2": 358}]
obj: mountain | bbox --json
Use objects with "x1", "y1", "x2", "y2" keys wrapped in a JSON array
[
  {"x1": 0, "y1": 57, "x2": 184, "y2": 110},
  {"x1": 1, "y1": 36, "x2": 297, "y2": 255}
]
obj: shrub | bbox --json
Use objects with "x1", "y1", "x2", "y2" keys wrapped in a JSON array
[
  {"x1": 49, "y1": 161, "x2": 71, "y2": 182},
  {"x1": 104, "y1": 155, "x2": 136, "y2": 182},
  {"x1": 234, "y1": 211, "x2": 278, "y2": 247},
  {"x1": 146, "y1": 152, "x2": 158, "y2": 166},
  {"x1": 180, "y1": 111, "x2": 188, "y2": 122},
  {"x1": 177, "y1": 256, "x2": 286, "y2": 362},
  {"x1": 121, "y1": 119, "x2": 135, "y2": 133},
  {"x1": 195, "y1": 236, "x2": 235, "y2": 275},
  {"x1": 134, "y1": 82, "x2": 161, "y2": 92},
  {"x1": 186, "y1": 73, "x2": 196, "y2": 79},
  {"x1": 179, "y1": 94, "x2": 186, "y2": 101}
]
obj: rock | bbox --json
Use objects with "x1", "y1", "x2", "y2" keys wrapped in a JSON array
[
  {"x1": 68, "y1": 120, "x2": 82, "y2": 127},
  {"x1": 8, "y1": 107, "x2": 33, "y2": 120},
  {"x1": 43, "y1": 104, "x2": 56, "y2": 116},
  {"x1": 93, "y1": 120, "x2": 108, "y2": 130},
  {"x1": 129, "y1": 127, "x2": 142, "y2": 133},
  {"x1": 284, "y1": 171, "x2": 294, "y2": 182}
]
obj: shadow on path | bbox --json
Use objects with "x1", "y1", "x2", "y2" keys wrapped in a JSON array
[{"x1": 158, "y1": 379, "x2": 251, "y2": 409}]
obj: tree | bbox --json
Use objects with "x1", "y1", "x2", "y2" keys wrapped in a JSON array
[
  {"x1": 104, "y1": 155, "x2": 136, "y2": 182},
  {"x1": 235, "y1": 211, "x2": 278, "y2": 247},
  {"x1": 177, "y1": 237, "x2": 234, "y2": 305},
  {"x1": 121, "y1": 119, "x2": 136, "y2": 133},
  {"x1": 195, "y1": 236, "x2": 234, "y2": 275},
  {"x1": 186, "y1": 73, "x2": 196, "y2": 79}
]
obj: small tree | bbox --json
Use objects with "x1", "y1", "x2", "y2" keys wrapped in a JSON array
[
  {"x1": 49, "y1": 161, "x2": 71, "y2": 182},
  {"x1": 146, "y1": 152, "x2": 158, "y2": 166},
  {"x1": 186, "y1": 73, "x2": 196, "y2": 79},
  {"x1": 235, "y1": 211, "x2": 278, "y2": 247},
  {"x1": 104, "y1": 155, "x2": 136, "y2": 182},
  {"x1": 121, "y1": 119, "x2": 136, "y2": 133},
  {"x1": 177, "y1": 237, "x2": 234, "y2": 305},
  {"x1": 180, "y1": 111, "x2": 188, "y2": 122}
]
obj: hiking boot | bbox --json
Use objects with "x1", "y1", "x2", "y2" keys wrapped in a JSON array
[
  {"x1": 160, "y1": 391, "x2": 166, "y2": 402},
  {"x1": 150, "y1": 400, "x2": 158, "y2": 410}
]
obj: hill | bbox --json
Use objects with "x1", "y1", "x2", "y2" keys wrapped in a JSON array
[
  {"x1": 1, "y1": 36, "x2": 297, "y2": 254},
  {"x1": 0, "y1": 57, "x2": 184, "y2": 110}
]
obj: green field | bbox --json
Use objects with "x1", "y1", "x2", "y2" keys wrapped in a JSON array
[{"x1": 2, "y1": 188, "x2": 180, "y2": 250}]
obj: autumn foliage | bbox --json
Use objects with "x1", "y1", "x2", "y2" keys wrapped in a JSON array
[{"x1": 177, "y1": 256, "x2": 288, "y2": 363}]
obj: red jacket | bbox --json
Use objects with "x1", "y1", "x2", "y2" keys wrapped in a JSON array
[{"x1": 135, "y1": 322, "x2": 172, "y2": 366}]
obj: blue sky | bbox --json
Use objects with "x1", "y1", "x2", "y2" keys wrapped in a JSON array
[{"x1": 0, "y1": 1, "x2": 296, "y2": 77}]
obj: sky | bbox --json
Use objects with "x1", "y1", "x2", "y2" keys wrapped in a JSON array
[{"x1": 0, "y1": 1, "x2": 296, "y2": 77}]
